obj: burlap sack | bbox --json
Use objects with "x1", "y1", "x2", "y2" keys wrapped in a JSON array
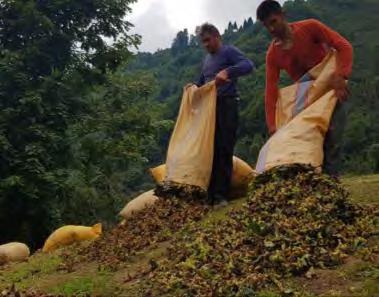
[
  {"x1": 150, "y1": 156, "x2": 255, "y2": 197},
  {"x1": 42, "y1": 223, "x2": 102, "y2": 252},
  {"x1": 0, "y1": 242, "x2": 30, "y2": 264},
  {"x1": 119, "y1": 190, "x2": 159, "y2": 219},
  {"x1": 256, "y1": 51, "x2": 339, "y2": 173},
  {"x1": 163, "y1": 82, "x2": 217, "y2": 190}
]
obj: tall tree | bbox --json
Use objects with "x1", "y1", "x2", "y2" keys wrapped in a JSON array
[
  {"x1": 189, "y1": 34, "x2": 199, "y2": 47},
  {"x1": 171, "y1": 29, "x2": 189, "y2": 55},
  {"x1": 0, "y1": 0, "x2": 140, "y2": 247}
]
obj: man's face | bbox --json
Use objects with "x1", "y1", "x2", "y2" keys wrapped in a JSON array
[
  {"x1": 263, "y1": 12, "x2": 287, "y2": 39},
  {"x1": 201, "y1": 33, "x2": 221, "y2": 54}
]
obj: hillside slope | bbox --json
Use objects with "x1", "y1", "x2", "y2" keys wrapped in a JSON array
[{"x1": 1, "y1": 174, "x2": 378, "y2": 297}]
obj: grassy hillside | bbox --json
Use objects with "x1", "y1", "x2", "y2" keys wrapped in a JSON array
[{"x1": 1, "y1": 174, "x2": 378, "y2": 297}]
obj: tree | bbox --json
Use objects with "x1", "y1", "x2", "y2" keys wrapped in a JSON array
[
  {"x1": 368, "y1": 144, "x2": 379, "y2": 172},
  {"x1": 243, "y1": 17, "x2": 254, "y2": 30},
  {"x1": 189, "y1": 34, "x2": 199, "y2": 47},
  {"x1": 247, "y1": 17, "x2": 254, "y2": 28},
  {"x1": 171, "y1": 29, "x2": 189, "y2": 55},
  {"x1": 61, "y1": 71, "x2": 168, "y2": 229},
  {"x1": 226, "y1": 22, "x2": 233, "y2": 33},
  {"x1": 0, "y1": 0, "x2": 140, "y2": 248}
]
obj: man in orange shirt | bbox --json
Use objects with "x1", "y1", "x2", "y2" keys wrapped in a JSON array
[{"x1": 257, "y1": 0, "x2": 353, "y2": 175}]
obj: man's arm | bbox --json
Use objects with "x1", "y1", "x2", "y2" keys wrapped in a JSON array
[
  {"x1": 225, "y1": 46, "x2": 254, "y2": 78},
  {"x1": 215, "y1": 46, "x2": 254, "y2": 86},
  {"x1": 307, "y1": 19, "x2": 353, "y2": 78},
  {"x1": 265, "y1": 47, "x2": 280, "y2": 135},
  {"x1": 307, "y1": 19, "x2": 353, "y2": 101}
]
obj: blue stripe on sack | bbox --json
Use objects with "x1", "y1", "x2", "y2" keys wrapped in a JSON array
[
  {"x1": 299, "y1": 72, "x2": 312, "y2": 83},
  {"x1": 256, "y1": 72, "x2": 313, "y2": 174},
  {"x1": 256, "y1": 142, "x2": 270, "y2": 174},
  {"x1": 256, "y1": 127, "x2": 287, "y2": 173},
  {"x1": 294, "y1": 73, "x2": 313, "y2": 116}
]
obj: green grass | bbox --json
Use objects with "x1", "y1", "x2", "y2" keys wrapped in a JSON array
[
  {"x1": 49, "y1": 272, "x2": 115, "y2": 297},
  {"x1": 360, "y1": 279, "x2": 379, "y2": 297},
  {"x1": 343, "y1": 175, "x2": 379, "y2": 204},
  {"x1": 201, "y1": 197, "x2": 247, "y2": 227},
  {"x1": 0, "y1": 253, "x2": 62, "y2": 289},
  {"x1": 343, "y1": 262, "x2": 379, "y2": 297}
]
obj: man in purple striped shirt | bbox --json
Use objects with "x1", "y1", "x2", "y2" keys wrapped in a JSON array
[{"x1": 191, "y1": 23, "x2": 254, "y2": 206}]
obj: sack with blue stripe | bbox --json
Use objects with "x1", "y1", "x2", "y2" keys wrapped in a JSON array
[{"x1": 256, "y1": 51, "x2": 340, "y2": 173}]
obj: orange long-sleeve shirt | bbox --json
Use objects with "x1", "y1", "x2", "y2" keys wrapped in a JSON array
[{"x1": 265, "y1": 19, "x2": 353, "y2": 133}]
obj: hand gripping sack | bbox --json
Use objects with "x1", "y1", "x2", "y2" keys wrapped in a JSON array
[{"x1": 256, "y1": 51, "x2": 340, "y2": 173}]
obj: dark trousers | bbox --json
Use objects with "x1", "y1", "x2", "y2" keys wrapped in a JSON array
[
  {"x1": 323, "y1": 101, "x2": 347, "y2": 176},
  {"x1": 208, "y1": 95, "x2": 239, "y2": 202}
]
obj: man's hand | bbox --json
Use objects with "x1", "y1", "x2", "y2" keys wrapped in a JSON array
[
  {"x1": 184, "y1": 83, "x2": 194, "y2": 90},
  {"x1": 331, "y1": 73, "x2": 349, "y2": 102},
  {"x1": 215, "y1": 69, "x2": 231, "y2": 86}
]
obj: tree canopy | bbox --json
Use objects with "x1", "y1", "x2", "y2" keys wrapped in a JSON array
[{"x1": 0, "y1": 0, "x2": 167, "y2": 248}]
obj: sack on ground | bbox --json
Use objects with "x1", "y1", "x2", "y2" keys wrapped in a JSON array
[
  {"x1": 42, "y1": 223, "x2": 102, "y2": 253},
  {"x1": 0, "y1": 242, "x2": 30, "y2": 264},
  {"x1": 119, "y1": 190, "x2": 159, "y2": 219},
  {"x1": 230, "y1": 157, "x2": 256, "y2": 197},
  {"x1": 256, "y1": 51, "x2": 339, "y2": 173},
  {"x1": 150, "y1": 156, "x2": 255, "y2": 197}
]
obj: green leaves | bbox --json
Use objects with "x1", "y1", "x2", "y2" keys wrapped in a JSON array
[
  {"x1": 0, "y1": 175, "x2": 24, "y2": 189},
  {"x1": 0, "y1": 0, "x2": 156, "y2": 248},
  {"x1": 65, "y1": 197, "x2": 210, "y2": 271},
  {"x1": 144, "y1": 165, "x2": 378, "y2": 296}
]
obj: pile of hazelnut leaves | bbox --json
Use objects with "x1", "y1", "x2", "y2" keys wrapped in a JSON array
[
  {"x1": 143, "y1": 164, "x2": 379, "y2": 297},
  {"x1": 63, "y1": 195, "x2": 210, "y2": 271},
  {"x1": 155, "y1": 181, "x2": 208, "y2": 200},
  {"x1": 1, "y1": 285, "x2": 64, "y2": 297}
]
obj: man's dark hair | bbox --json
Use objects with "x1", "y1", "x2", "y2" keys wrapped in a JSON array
[
  {"x1": 256, "y1": 0, "x2": 283, "y2": 22},
  {"x1": 197, "y1": 23, "x2": 221, "y2": 38}
]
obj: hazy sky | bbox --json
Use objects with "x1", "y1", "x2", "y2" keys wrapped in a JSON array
[{"x1": 129, "y1": 0, "x2": 285, "y2": 52}]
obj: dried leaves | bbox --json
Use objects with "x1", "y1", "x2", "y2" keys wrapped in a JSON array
[
  {"x1": 155, "y1": 181, "x2": 208, "y2": 200},
  {"x1": 68, "y1": 196, "x2": 210, "y2": 270},
  {"x1": 145, "y1": 165, "x2": 378, "y2": 296},
  {"x1": 26, "y1": 164, "x2": 377, "y2": 297},
  {"x1": 1, "y1": 285, "x2": 62, "y2": 297}
]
